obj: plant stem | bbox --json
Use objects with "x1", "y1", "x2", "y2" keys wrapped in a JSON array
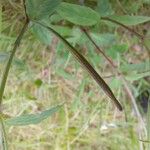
[
  {"x1": 81, "y1": 28, "x2": 116, "y2": 68},
  {"x1": 101, "y1": 17, "x2": 144, "y2": 40},
  {"x1": 0, "y1": 21, "x2": 29, "y2": 108},
  {"x1": 81, "y1": 28, "x2": 146, "y2": 145},
  {"x1": 102, "y1": 16, "x2": 150, "y2": 57}
]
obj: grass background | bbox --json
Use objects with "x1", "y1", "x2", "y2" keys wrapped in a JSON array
[{"x1": 0, "y1": 0, "x2": 150, "y2": 149}]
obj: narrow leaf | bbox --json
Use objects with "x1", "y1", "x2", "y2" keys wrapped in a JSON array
[
  {"x1": 126, "y1": 71, "x2": 150, "y2": 81},
  {"x1": 107, "y1": 44, "x2": 128, "y2": 59},
  {"x1": 31, "y1": 23, "x2": 52, "y2": 44},
  {"x1": 56, "y1": 2, "x2": 100, "y2": 26},
  {"x1": 5, "y1": 104, "x2": 63, "y2": 126},
  {"x1": 108, "y1": 15, "x2": 150, "y2": 26},
  {"x1": 121, "y1": 60, "x2": 150, "y2": 73}
]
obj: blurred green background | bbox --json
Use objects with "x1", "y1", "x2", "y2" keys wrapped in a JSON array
[{"x1": 0, "y1": 0, "x2": 150, "y2": 149}]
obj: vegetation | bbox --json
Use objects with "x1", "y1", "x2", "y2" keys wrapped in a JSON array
[{"x1": 0, "y1": 0, "x2": 150, "y2": 149}]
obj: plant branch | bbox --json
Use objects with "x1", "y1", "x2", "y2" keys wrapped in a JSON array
[
  {"x1": 34, "y1": 21, "x2": 123, "y2": 111},
  {"x1": 0, "y1": 18, "x2": 29, "y2": 107},
  {"x1": 82, "y1": 28, "x2": 146, "y2": 136},
  {"x1": 81, "y1": 28, "x2": 117, "y2": 68},
  {"x1": 101, "y1": 17, "x2": 144, "y2": 40},
  {"x1": 23, "y1": 0, "x2": 29, "y2": 21},
  {"x1": 101, "y1": 17, "x2": 150, "y2": 58},
  {"x1": 0, "y1": 0, "x2": 29, "y2": 108}
]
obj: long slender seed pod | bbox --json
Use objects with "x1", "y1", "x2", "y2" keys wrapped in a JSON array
[{"x1": 34, "y1": 21, "x2": 123, "y2": 111}]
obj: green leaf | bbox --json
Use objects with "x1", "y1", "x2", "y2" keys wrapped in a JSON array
[
  {"x1": 126, "y1": 71, "x2": 150, "y2": 81},
  {"x1": 26, "y1": 0, "x2": 62, "y2": 20},
  {"x1": 97, "y1": 0, "x2": 114, "y2": 17},
  {"x1": 90, "y1": 33, "x2": 116, "y2": 47},
  {"x1": 107, "y1": 44, "x2": 128, "y2": 59},
  {"x1": 31, "y1": 23, "x2": 52, "y2": 44},
  {"x1": 51, "y1": 25, "x2": 72, "y2": 36},
  {"x1": 5, "y1": 104, "x2": 63, "y2": 126},
  {"x1": 56, "y1": 2, "x2": 100, "y2": 26},
  {"x1": 122, "y1": 1, "x2": 141, "y2": 13},
  {"x1": 31, "y1": 23, "x2": 71, "y2": 44},
  {"x1": 49, "y1": 14, "x2": 63, "y2": 24},
  {"x1": 108, "y1": 15, "x2": 150, "y2": 26},
  {"x1": 121, "y1": 60, "x2": 150, "y2": 73},
  {"x1": 110, "y1": 78, "x2": 122, "y2": 89}
]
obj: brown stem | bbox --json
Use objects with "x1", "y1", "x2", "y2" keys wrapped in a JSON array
[
  {"x1": 81, "y1": 28, "x2": 117, "y2": 68},
  {"x1": 101, "y1": 16, "x2": 149, "y2": 60},
  {"x1": 82, "y1": 28, "x2": 146, "y2": 139},
  {"x1": 101, "y1": 17, "x2": 144, "y2": 40}
]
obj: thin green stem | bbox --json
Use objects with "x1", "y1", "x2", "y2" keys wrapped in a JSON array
[{"x1": 0, "y1": 21, "x2": 29, "y2": 107}]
